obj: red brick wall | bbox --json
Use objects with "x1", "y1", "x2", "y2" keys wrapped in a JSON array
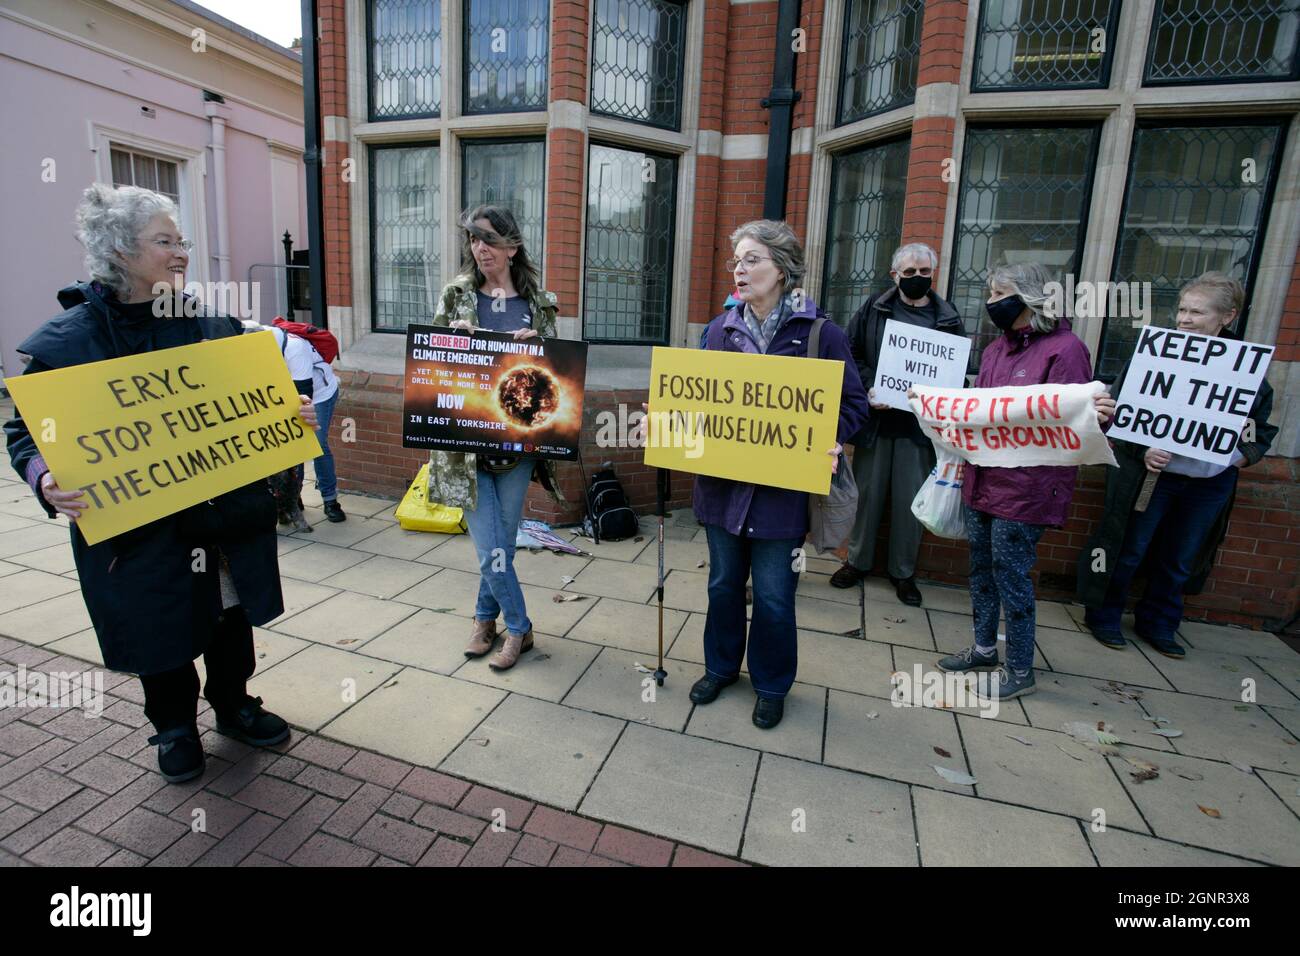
[
  {"x1": 318, "y1": 0, "x2": 352, "y2": 311},
  {"x1": 1275, "y1": 253, "x2": 1300, "y2": 363}
]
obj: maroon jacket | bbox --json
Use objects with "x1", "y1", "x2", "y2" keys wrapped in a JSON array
[{"x1": 961, "y1": 319, "x2": 1095, "y2": 527}]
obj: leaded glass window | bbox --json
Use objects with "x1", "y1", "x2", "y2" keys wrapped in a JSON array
[
  {"x1": 110, "y1": 148, "x2": 180, "y2": 206},
  {"x1": 1146, "y1": 0, "x2": 1300, "y2": 84},
  {"x1": 583, "y1": 144, "x2": 677, "y2": 343},
  {"x1": 372, "y1": 144, "x2": 441, "y2": 331},
  {"x1": 821, "y1": 138, "x2": 911, "y2": 326},
  {"x1": 464, "y1": 0, "x2": 550, "y2": 113},
  {"x1": 1098, "y1": 123, "x2": 1284, "y2": 378},
  {"x1": 369, "y1": 0, "x2": 442, "y2": 119},
  {"x1": 590, "y1": 0, "x2": 687, "y2": 130},
  {"x1": 837, "y1": 0, "x2": 924, "y2": 125},
  {"x1": 973, "y1": 0, "x2": 1119, "y2": 91},
  {"x1": 462, "y1": 139, "x2": 546, "y2": 271},
  {"x1": 948, "y1": 126, "x2": 1099, "y2": 369}
]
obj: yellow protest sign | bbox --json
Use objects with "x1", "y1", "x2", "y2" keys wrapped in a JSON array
[
  {"x1": 5, "y1": 332, "x2": 322, "y2": 545},
  {"x1": 643, "y1": 347, "x2": 843, "y2": 495}
]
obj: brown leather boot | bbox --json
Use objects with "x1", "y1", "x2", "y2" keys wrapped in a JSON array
[
  {"x1": 464, "y1": 618, "x2": 499, "y2": 658},
  {"x1": 488, "y1": 628, "x2": 533, "y2": 671}
]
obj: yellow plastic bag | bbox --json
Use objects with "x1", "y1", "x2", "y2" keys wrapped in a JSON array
[{"x1": 395, "y1": 464, "x2": 467, "y2": 533}]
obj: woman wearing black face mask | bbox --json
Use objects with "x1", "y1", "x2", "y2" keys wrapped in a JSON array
[
  {"x1": 839, "y1": 243, "x2": 967, "y2": 606},
  {"x1": 937, "y1": 262, "x2": 1114, "y2": 703}
]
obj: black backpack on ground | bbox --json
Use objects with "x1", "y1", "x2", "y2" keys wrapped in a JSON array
[{"x1": 581, "y1": 465, "x2": 639, "y2": 543}]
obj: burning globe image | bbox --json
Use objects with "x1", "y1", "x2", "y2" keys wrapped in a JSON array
[{"x1": 496, "y1": 364, "x2": 561, "y2": 428}]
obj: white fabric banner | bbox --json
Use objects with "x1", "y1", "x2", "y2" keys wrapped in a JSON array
[
  {"x1": 872, "y1": 319, "x2": 971, "y2": 409},
  {"x1": 908, "y1": 382, "x2": 1117, "y2": 468},
  {"x1": 1108, "y1": 327, "x2": 1273, "y2": 466}
]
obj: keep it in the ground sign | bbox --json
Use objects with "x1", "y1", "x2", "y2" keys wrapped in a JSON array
[{"x1": 1108, "y1": 327, "x2": 1273, "y2": 466}]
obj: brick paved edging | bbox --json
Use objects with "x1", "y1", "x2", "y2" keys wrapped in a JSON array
[{"x1": 0, "y1": 642, "x2": 748, "y2": 867}]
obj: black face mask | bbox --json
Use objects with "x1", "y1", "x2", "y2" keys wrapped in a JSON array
[
  {"x1": 898, "y1": 274, "x2": 931, "y2": 300},
  {"x1": 986, "y1": 295, "x2": 1025, "y2": 332}
]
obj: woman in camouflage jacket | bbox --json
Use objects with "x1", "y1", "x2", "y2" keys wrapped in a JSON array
[{"x1": 431, "y1": 206, "x2": 567, "y2": 670}]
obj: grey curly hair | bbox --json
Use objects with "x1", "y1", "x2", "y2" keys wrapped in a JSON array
[
  {"x1": 988, "y1": 261, "x2": 1059, "y2": 334},
  {"x1": 730, "y1": 219, "x2": 805, "y2": 295},
  {"x1": 75, "y1": 183, "x2": 179, "y2": 296}
]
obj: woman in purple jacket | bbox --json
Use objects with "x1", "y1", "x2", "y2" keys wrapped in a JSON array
[
  {"x1": 937, "y1": 263, "x2": 1113, "y2": 700},
  {"x1": 671, "y1": 220, "x2": 869, "y2": 729}
]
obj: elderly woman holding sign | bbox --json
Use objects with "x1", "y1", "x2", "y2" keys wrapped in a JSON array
[
  {"x1": 1078, "y1": 272, "x2": 1277, "y2": 659},
  {"x1": 3, "y1": 184, "x2": 316, "y2": 784},
  {"x1": 645, "y1": 220, "x2": 869, "y2": 729},
  {"x1": 936, "y1": 262, "x2": 1113, "y2": 701}
]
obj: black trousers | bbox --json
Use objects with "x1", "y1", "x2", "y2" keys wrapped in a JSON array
[{"x1": 139, "y1": 607, "x2": 256, "y2": 734}]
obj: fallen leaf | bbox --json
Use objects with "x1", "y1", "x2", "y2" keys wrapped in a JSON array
[
  {"x1": 1198, "y1": 805, "x2": 1221, "y2": 819},
  {"x1": 1063, "y1": 721, "x2": 1121, "y2": 746},
  {"x1": 429, "y1": 607, "x2": 455, "y2": 613},
  {"x1": 336, "y1": 638, "x2": 360, "y2": 646},
  {"x1": 1172, "y1": 767, "x2": 1203, "y2": 781},
  {"x1": 1006, "y1": 735, "x2": 1032, "y2": 746},
  {"x1": 932, "y1": 765, "x2": 977, "y2": 786},
  {"x1": 1129, "y1": 768, "x2": 1159, "y2": 783},
  {"x1": 1150, "y1": 728, "x2": 1183, "y2": 738},
  {"x1": 383, "y1": 679, "x2": 399, "y2": 688},
  {"x1": 1124, "y1": 756, "x2": 1160, "y2": 773},
  {"x1": 634, "y1": 536, "x2": 645, "y2": 543},
  {"x1": 883, "y1": 616, "x2": 906, "y2": 624},
  {"x1": 933, "y1": 746, "x2": 952, "y2": 759},
  {"x1": 1233, "y1": 705, "x2": 1250, "y2": 712}
]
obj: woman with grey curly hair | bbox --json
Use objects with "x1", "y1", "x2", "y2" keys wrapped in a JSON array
[
  {"x1": 936, "y1": 260, "x2": 1114, "y2": 702},
  {"x1": 4, "y1": 183, "x2": 318, "y2": 784},
  {"x1": 643, "y1": 219, "x2": 870, "y2": 730}
]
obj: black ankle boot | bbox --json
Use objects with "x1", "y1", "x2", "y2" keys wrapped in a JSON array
[
  {"x1": 149, "y1": 724, "x2": 205, "y2": 783},
  {"x1": 214, "y1": 696, "x2": 290, "y2": 747}
]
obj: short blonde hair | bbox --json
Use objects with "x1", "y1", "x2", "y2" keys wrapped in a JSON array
[{"x1": 1179, "y1": 271, "x2": 1243, "y2": 322}]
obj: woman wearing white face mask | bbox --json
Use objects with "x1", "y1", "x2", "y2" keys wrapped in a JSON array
[{"x1": 1079, "y1": 272, "x2": 1277, "y2": 659}]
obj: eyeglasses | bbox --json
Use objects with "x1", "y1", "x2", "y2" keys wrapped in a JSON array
[
  {"x1": 726, "y1": 254, "x2": 773, "y2": 272},
  {"x1": 151, "y1": 238, "x2": 194, "y2": 252},
  {"x1": 895, "y1": 267, "x2": 933, "y2": 278}
]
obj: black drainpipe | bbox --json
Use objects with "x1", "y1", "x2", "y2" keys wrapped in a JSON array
[
  {"x1": 761, "y1": 0, "x2": 803, "y2": 220},
  {"x1": 300, "y1": 0, "x2": 327, "y2": 330}
]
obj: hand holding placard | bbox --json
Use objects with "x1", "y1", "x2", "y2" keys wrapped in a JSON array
[{"x1": 1108, "y1": 327, "x2": 1273, "y2": 466}]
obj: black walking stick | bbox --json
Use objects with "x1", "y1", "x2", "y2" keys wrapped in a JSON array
[{"x1": 654, "y1": 467, "x2": 669, "y2": 687}]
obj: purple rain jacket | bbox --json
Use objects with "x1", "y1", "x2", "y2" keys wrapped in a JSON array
[
  {"x1": 961, "y1": 318, "x2": 1096, "y2": 528},
  {"x1": 691, "y1": 300, "x2": 871, "y2": 539}
]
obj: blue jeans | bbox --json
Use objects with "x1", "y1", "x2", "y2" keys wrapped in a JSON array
[
  {"x1": 702, "y1": 524, "x2": 801, "y2": 699},
  {"x1": 966, "y1": 506, "x2": 1045, "y2": 675},
  {"x1": 312, "y1": 391, "x2": 339, "y2": 502},
  {"x1": 463, "y1": 462, "x2": 534, "y2": 635},
  {"x1": 1087, "y1": 467, "x2": 1237, "y2": 641}
]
